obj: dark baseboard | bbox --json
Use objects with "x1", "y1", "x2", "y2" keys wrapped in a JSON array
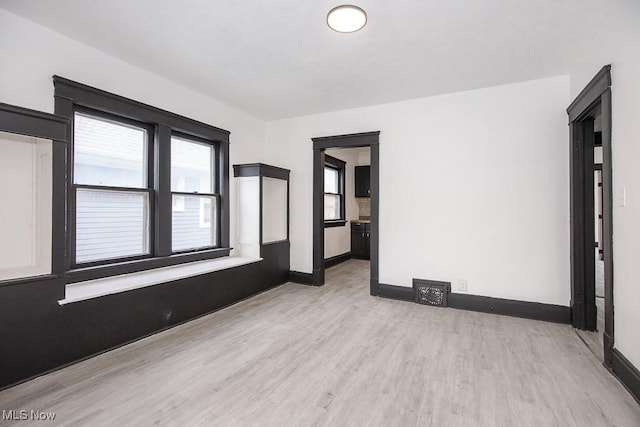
[
  {"x1": 376, "y1": 283, "x2": 570, "y2": 325},
  {"x1": 324, "y1": 252, "x2": 352, "y2": 269},
  {"x1": 289, "y1": 271, "x2": 314, "y2": 286},
  {"x1": 611, "y1": 348, "x2": 640, "y2": 405},
  {"x1": 378, "y1": 283, "x2": 414, "y2": 302},
  {"x1": 448, "y1": 293, "x2": 570, "y2": 324},
  {"x1": 604, "y1": 332, "x2": 614, "y2": 367}
]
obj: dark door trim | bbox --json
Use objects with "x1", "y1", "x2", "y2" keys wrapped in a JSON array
[
  {"x1": 311, "y1": 131, "x2": 380, "y2": 295},
  {"x1": 570, "y1": 117, "x2": 597, "y2": 330},
  {"x1": 567, "y1": 65, "x2": 614, "y2": 367}
]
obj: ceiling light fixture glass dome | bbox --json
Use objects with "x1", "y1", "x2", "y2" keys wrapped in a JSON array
[{"x1": 327, "y1": 5, "x2": 367, "y2": 33}]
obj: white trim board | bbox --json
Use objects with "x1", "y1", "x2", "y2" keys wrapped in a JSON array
[{"x1": 59, "y1": 256, "x2": 262, "y2": 305}]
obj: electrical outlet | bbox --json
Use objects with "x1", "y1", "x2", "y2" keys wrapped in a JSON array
[{"x1": 458, "y1": 279, "x2": 467, "y2": 292}]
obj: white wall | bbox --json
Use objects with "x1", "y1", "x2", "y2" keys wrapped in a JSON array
[
  {"x1": 262, "y1": 177, "x2": 288, "y2": 243},
  {"x1": 266, "y1": 76, "x2": 571, "y2": 306},
  {"x1": 0, "y1": 132, "x2": 51, "y2": 280},
  {"x1": 568, "y1": 0, "x2": 640, "y2": 368},
  {"x1": 323, "y1": 148, "x2": 361, "y2": 259},
  {"x1": 0, "y1": 9, "x2": 267, "y2": 252},
  {"x1": 235, "y1": 177, "x2": 260, "y2": 259}
]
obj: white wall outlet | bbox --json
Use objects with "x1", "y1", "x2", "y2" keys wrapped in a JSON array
[{"x1": 458, "y1": 279, "x2": 467, "y2": 292}]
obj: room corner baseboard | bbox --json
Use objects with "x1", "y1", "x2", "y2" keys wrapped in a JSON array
[
  {"x1": 376, "y1": 285, "x2": 570, "y2": 325},
  {"x1": 289, "y1": 271, "x2": 314, "y2": 286},
  {"x1": 324, "y1": 252, "x2": 352, "y2": 269},
  {"x1": 448, "y1": 293, "x2": 571, "y2": 324},
  {"x1": 611, "y1": 348, "x2": 640, "y2": 405},
  {"x1": 378, "y1": 283, "x2": 414, "y2": 302}
]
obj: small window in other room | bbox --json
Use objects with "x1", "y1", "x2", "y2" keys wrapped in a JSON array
[{"x1": 324, "y1": 154, "x2": 346, "y2": 227}]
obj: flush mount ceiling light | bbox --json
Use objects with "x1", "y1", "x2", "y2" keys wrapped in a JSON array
[{"x1": 327, "y1": 5, "x2": 367, "y2": 33}]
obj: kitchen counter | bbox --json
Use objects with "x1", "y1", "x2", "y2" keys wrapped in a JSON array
[{"x1": 351, "y1": 219, "x2": 371, "y2": 224}]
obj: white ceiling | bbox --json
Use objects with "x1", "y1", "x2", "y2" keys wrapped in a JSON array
[{"x1": 0, "y1": 0, "x2": 610, "y2": 120}]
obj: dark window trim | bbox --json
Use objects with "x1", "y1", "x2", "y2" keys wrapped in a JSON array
[
  {"x1": 54, "y1": 76, "x2": 231, "y2": 281},
  {"x1": 324, "y1": 154, "x2": 346, "y2": 225},
  {"x1": 70, "y1": 108, "x2": 156, "y2": 269},
  {"x1": 53, "y1": 76, "x2": 229, "y2": 143},
  {"x1": 324, "y1": 154, "x2": 346, "y2": 169},
  {"x1": 324, "y1": 220, "x2": 347, "y2": 228},
  {"x1": 66, "y1": 248, "x2": 231, "y2": 283}
]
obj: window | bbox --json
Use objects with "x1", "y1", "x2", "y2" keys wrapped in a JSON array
[
  {"x1": 73, "y1": 112, "x2": 152, "y2": 264},
  {"x1": 56, "y1": 76, "x2": 230, "y2": 280},
  {"x1": 171, "y1": 135, "x2": 218, "y2": 252},
  {"x1": 324, "y1": 154, "x2": 346, "y2": 227}
]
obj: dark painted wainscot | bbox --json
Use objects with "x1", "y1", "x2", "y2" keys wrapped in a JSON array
[
  {"x1": 0, "y1": 101, "x2": 290, "y2": 390},
  {"x1": 0, "y1": 247, "x2": 289, "y2": 389}
]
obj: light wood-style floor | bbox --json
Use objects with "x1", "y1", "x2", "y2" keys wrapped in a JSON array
[{"x1": 1, "y1": 259, "x2": 639, "y2": 426}]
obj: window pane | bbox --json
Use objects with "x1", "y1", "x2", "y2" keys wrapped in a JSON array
[
  {"x1": 74, "y1": 113, "x2": 147, "y2": 187},
  {"x1": 324, "y1": 194, "x2": 341, "y2": 220},
  {"x1": 172, "y1": 195, "x2": 217, "y2": 251},
  {"x1": 324, "y1": 167, "x2": 339, "y2": 193},
  {"x1": 171, "y1": 136, "x2": 213, "y2": 193},
  {"x1": 0, "y1": 132, "x2": 52, "y2": 280},
  {"x1": 76, "y1": 188, "x2": 149, "y2": 263}
]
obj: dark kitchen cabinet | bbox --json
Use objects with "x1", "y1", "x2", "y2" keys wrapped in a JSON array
[
  {"x1": 355, "y1": 166, "x2": 370, "y2": 198},
  {"x1": 351, "y1": 222, "x2": 370, "y2": 260}
]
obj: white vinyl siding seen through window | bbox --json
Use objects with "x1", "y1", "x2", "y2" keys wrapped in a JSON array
[
  {"x1": 58, "y1": 77, "x2": 230, "y2": 280},
  {"x1": 75, "y1": 189, "x2": 149, "y2": 263}
]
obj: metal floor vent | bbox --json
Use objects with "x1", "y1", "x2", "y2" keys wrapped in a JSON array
[{"x1": 413, "y1": 279, "x2": 451, "y2": 307}]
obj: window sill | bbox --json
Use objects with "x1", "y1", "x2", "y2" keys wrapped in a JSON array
[
  {"x1": 324, "y1": 220, "x2": 347, "y2": 228},
  {"x1": 58, "y1": 256, "x2": 262, "y2": 305},
  {"x1": 67, "y1": 247, "x2": 231, "y2": 283}
]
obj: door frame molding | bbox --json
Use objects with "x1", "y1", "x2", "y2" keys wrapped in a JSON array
[
  {"x1": 567, "y1": 65, "x2": 614, "y2": 366},
  {"x1": 311, "y1": 131, "x2": 380, "y2": 295}
]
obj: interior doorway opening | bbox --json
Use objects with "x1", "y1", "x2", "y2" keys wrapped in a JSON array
[
  {"x1": 312, "y1": 131, "x2": 379, "y2": 295},
  {"x1": 322, "y1": 146, "x2": 372, "y2": 287},
  {"x1": 575, "y1": 107, "x2": 606, "y2": 362},
  {"x1": 567, "y1": 65, "x2": 614, "y2": 367}
]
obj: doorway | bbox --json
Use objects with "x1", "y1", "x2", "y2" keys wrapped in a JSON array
[
  {"x1": 312, "y1": 131, "x2": 379, "y2": 295},
  {"x1": 567, "y1": 65, "x2": 614, "y2": 367}
]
